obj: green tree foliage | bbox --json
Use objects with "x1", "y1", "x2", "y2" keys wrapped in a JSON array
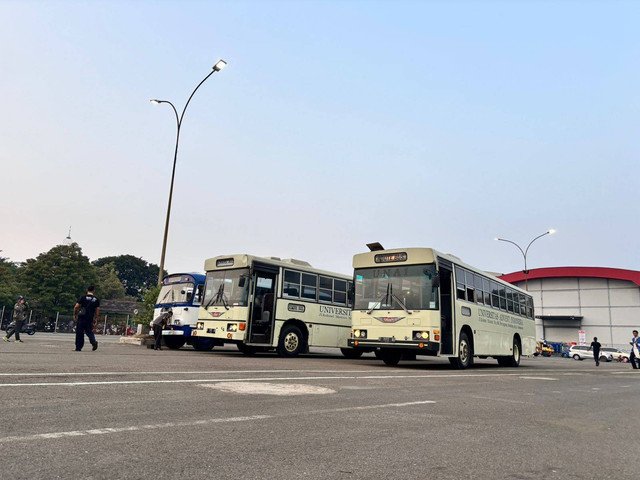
[
  {"x1": 0, "y1": 257, "x2": 20, "y2": 309},
  {"x1": 95, "y1": 263, "x2": 127, "y2": 300},
  {"x1": 138, "y1": 285, "x2": 161, "y2": 326},
  {"x1": 93, "y1": 255, "x2": 165, "y2": 300},
  {"x1": 21, "y1": 243, "x2": 97, "y2": 313}
]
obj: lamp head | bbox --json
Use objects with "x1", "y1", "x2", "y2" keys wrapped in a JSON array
[
  {"x1": 150, "y1": 99, "x2": 160, "y2": 104},
  {"x1": 494, "y1": 237, "x2": 499, "y2": 241},
  {"x1": 213, "y1": 60, "x2": 227, "y2": 72},
  {"x1": 548, "y1": 229, "x2": 557, "y2": 235}
]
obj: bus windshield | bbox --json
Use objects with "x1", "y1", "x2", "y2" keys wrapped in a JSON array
[
  {"x1": 354, "y1": 264, "x2": 439, "y2": 311},
  {"x1": 203, "y1": 268, "x2": 250, "y2": 307},
  {"x1": 156, "y1": 283, "x2": 195, "y2": 306}
]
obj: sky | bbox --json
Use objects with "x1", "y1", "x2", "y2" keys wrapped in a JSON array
[{"x1": 1, "y1": 0, "x2": 639, "y2": 277}]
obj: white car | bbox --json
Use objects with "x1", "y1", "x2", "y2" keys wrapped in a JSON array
[
  {"x1": 601, "y1": 347, "x2": 629, "y2": 362},
  {"x1": 568, "y1": 345, "x2": 613, "y2": 362}
]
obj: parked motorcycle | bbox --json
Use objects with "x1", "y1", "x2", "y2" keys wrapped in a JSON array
[{"x1": 5, "y1": 320, "x2": 37, "y2": 335}]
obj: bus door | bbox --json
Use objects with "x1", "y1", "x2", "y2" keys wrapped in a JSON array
[
  {"x1": 248, "y1": 263, "x2": 278, "y2": 344},
  {"x1": 437, "y1": 260, "x2": 454, "y2": 355}
]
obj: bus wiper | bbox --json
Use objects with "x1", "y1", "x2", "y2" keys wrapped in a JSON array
[
  {"x1": 390, "y1": 295, "x2": 411, "y2": 314},
  {"x1": 366, "y1": 283, "x2": 391, "y2": 315},
  {"x1": 160, "y1": 288, "x2": 172, "y2": 303},
  {"x1": 212, "y1": 283, "x2": 230, "y2": 310}
]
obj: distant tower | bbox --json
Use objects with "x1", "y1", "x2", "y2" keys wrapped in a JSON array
[{"x1": 63, "y1": 227, "x2": 73, "y2": 246}]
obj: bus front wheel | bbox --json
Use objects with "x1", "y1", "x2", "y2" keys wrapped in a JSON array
[
  {"x1": 164, "y1": 337, "x2": 186, "y2": 350},
  {"x1": 380, "y1": 349, "x2": 402, "y2": 367},
  {"x1": 237, "y1": 343, "x2": 257, "y2": 355},
  {"x1": 340, "y1": 348, "x2": 363, "y2": 359},
  {"x1": 192, "y1": 338, "x2": 215, "y2": 351},
  {"x1": 450, "y1": 332, "x2": 473, "y2": 369},
  {"x1": 277, "y1": 325, "x2": 304, "y2": 357}
]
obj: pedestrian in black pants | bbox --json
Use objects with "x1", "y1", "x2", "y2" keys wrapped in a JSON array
[
  {"x1": 152, "y1": 310, "x2": 172, "y2": 350},
  {"x1": 73, "y1": 286, "x2": 100, "y2": 352},
  {"x1": 589, "y1": 337, "x2": 601, "y2": 367},
  {"x1": 630, "y1": 330, "x2": 640, "y2": 369},
  {"x1": 3, "y1": 295, "x2": 28, "y2": 343}
]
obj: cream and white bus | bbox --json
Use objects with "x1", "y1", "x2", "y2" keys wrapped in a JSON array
[
  {"x1": 347, "y1": 245, "x2": 536, "y2": 368},
  {"x1": 192, "y1": 254, "x2": 360, "y2": 357}
]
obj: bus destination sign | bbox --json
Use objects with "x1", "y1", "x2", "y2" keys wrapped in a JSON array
[
  {"x1": 374, "y1": 252, "x2": 408, "y2": 264},
  {"x1": 216, "y1": 258, "x2": 235, "y2": 268}
]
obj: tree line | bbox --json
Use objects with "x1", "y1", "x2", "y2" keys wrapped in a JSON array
[{"x1": 0, "y1": 243, "x2": 165, "y2": 321}]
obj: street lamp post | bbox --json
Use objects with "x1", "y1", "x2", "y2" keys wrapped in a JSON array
[
  {"x1": 152, "y1": 59, "x2": 227, "y2": 285},
  {"x1": 494, "y1": 229, "x2": 556, "y2": 291}
]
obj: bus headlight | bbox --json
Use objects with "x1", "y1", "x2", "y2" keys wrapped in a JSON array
[
  {"x1": 196, "y1": 322, "x2": 205, "y2": 330},
  {"x1": 413, "y1": 331, "x2": 429, "y2": 340},
  {"x1": 352, "y1": 329, "x2": 367, "y2": 339},
  {"x1": 227, "y1": 323, "x2": 238, "y2": 332}
]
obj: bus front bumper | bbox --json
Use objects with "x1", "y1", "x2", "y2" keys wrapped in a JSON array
[
  {"x1": 348, "y1": 338, "x2": 439, "y2": 353},
  {"x1": 162, "y1": 326, "x2": 193, "y2": 337}
]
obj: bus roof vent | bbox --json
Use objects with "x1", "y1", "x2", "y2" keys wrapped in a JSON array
[
  {"x1": 282, "y1": 258, "x2": 312, "y2": 267},
  {"x1": 267, "y1": 257, "x2": 282, "y2": 261}
]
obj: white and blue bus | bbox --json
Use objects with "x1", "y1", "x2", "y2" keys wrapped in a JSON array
[{"x1": 154, "y1": 273, "x2": 220, "y2": 351}]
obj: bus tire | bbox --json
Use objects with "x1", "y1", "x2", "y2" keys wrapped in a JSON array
[
  {"x1": 192, "y1": 339, "x2": 215, "y2": 351},
  {"x1": 498, "y1": 338, "x2": 521, "y2": 367},
  {"x1": 380, "y1": 349, "x2": 402, "y2": 367},
  {"x1": 277, "y1": 324, "x2": 304, "y2": 357},
  {"x1": 374, "y1": 349, "x2": 383, "y2": 359},
  {"x1": 164, "y1": 337, "x2": 186, "y2": 350},
  {"x1": 237, "y1": 343, "x2": 257, "y2": 355},
  {"x1": 340, "y1": 348, "x2": 363, "y2": 359},
  {"x1": 450, "y1": 331, "x2": 473, "y2": 369}
]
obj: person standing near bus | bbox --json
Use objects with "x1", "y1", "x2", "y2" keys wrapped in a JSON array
[
  {"x1": 151, "y1": 309, "x2": 172, "y2": 350},
  {"x1": 3, "y1": 295, "x2": 28, "y2": 343},
  {"x1": 588, "y1": 337, "x2": 601, "y2": 367},
  {"x1": 629, "y1": 330, "x2": 640, "y2": 369},
  {"x1": 73, "y1": 286, "x2": 100, "y2": 352}
]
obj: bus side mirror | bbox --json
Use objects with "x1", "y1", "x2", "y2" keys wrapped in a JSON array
[
  {"x1": 239, "y1": 277, "x2": 246, "y2": 288},
  {"x1": 432, "y1": 274, "x2": 441, "y2": 288},
  {"x1": 348, "y1": 284, "x2": 355, "y2": 301}
]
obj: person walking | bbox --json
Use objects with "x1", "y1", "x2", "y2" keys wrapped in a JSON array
[
  {"x1": 3, "y1": 295, "x2": 28, "y2": 343},
  {"x1": 151, "y1": 309, "x2": 172, "y2": 350},
  {"x1": 73, "y1": 286, "x2": 100, "y2": 352},
  {"x1": 629, "y1": 330, "x2": 640, "y2": 369},
  {"x1": 588, "y1": 337, "x2": 602, "y2": 366}
]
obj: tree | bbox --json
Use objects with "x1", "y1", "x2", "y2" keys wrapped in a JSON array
[
  {"x1": 21, "y1": 243, "x2": 97, "y2": 314},
  {"x1": 0, "y1": 257, "x2": 20, "y2": 310},
  {"x1": 93, "y1": 255, "x2": 165, "y2": 300},
  {"x1": 95, "y1": 263, "x2": 127, "y2": 300},
  {"x1": 138, "y1": 285, "x2": 161, "y2": 327}
]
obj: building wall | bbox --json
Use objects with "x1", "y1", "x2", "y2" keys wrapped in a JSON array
[{"x1": 510, "y1": 277, "x2": 640, "y2": 349}]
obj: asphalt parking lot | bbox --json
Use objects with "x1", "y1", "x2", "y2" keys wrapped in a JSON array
[{"x1": 1, "y1": 333, "x2": 638, "y2": 480}]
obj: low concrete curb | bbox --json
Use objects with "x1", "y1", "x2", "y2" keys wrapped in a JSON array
[{"x1": 119, "y1": 335, "x2": 154, "y2": 346}]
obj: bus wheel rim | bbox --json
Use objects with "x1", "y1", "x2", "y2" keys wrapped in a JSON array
[
  {"x1": 514, "y1": 344, "x2": 520, "y2": 363},
  {"x1": 284, "y1": 332, "x2": 299, "y2": 352},
  {"x1": 460, "y1": 339, "x2": 469, "y2": 363}
]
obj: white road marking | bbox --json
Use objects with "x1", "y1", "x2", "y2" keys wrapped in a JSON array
[
  {"x1": 200, "y1": 382, "x2": 336, "y2": 395},
  {"x1": 0, "y1": 372, "x2": 546, "y2": 388},
  {"x1": 470, "y1": 395, "x2": 532, "y2": 404},
  {"x1": 0, "y1": 369, "x2": 382, "y2": 377},
  {"x1": 0, "y1": 400, "x2": 435, "y2": 443},
  {"x1": 519, "y1": 376, "x2": 558, "y2": 381}
]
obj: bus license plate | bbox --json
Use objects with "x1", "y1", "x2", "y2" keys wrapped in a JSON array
[{"x1": 380, "y1": 337, "x2": 395, "y2": 343}]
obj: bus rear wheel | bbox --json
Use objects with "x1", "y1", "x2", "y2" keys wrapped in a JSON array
[
  {"x1": 164, "y1": 337, "x2": 186, "y2": 350},
  {"x1": 340, "y1": 348, "x2": 363, "y2": 359},
  {"x1": 450, "y1": 332, "x2": 473, "y2": 369},
  {"x1": 379, "y1": 349, "x2": 402, "y2": 367},
  {"x1": 498, "y1": 338, "x2": 521, "y2": 367},
  {"x1": 277, "y1": 325, "x2": 304, "y2": 357}
]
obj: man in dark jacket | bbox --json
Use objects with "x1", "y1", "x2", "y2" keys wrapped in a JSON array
[
  {"x1": 588, "y1": 337, "x2": 602, "y2": 366},
  {"x1": 151, "y1": 310, "x2": 172, "y2": 350},
  {"x1": 3, "y1": 296, "x2": 28, "y2": 343},
  {"x1": 73, "y1": 286, "x2": 100, "y2": 352}
]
